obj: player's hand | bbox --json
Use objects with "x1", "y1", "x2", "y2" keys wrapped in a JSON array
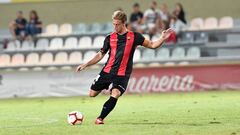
[
  {"x1": 160, "y1": 28, "x2": 174, "y2": 40},
  {"x1": 75, "y1": 64, "x2": 87, "y2": 72}
]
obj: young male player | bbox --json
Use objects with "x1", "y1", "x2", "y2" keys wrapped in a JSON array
[{"x1": 76, "y1": 10, "x2": 173, "y2": 124}]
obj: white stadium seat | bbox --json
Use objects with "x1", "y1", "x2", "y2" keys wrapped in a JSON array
[
  {"x1": 171, "y1": 47, "x2": 185, "y2": 60},
  {"x1": 204, "y1": 17, "x2": 218, "y2": 30},
  {"x1": 26, "y1": 53, "x2": 39, "y2": 65},
  {"x1": 21, "y1": 40, "x2": 34, "y2": 50},
  {"x1": 83, "y1": 51, "x2": 96, "y2": 62},
  {"x1": 36, "y1": 38, "x2": 49, "y2": 50},
  {"x1": 69, "y1": 52, "x2": 83, "y2": 64},
  {"x1": 43, "y1": 24, "x2": 58, "y2": 36},
  {"x1": 142, "y1": 49, "x2": 155, "y2": 60},
  {"x1": 92, "y1": 36, "x2": 105, "y2": 48},
  {"x1": 78, "y1": 36, "x2": 92, "y2": 48},
  {"x1": 40, "y1": 52, "x2": 53, "y2": 65},
  {"x1": 11, "y1": 53, "x2": 25, "y2": 66},
  {"x1": 0, "y1": 54, "x2": 11, "y2": 67},
  {"x1": 219, "y1": 16, "x2": 233, "y2": 29},
  {"x1": 133, "y1": 49, "x2": 141, "y2": 62},
  {"x1": 59, "y1": 23, "x2": 72, "y2": 35},
  {"x1": 7, "y1": 40, "x2": 21, "y2": 51},
  {"x1": 54, "y1": 52, "x2": 68, "y2": 64},
  {"x1": 156, "y1": 48, "x2": 170, "y2": 60},
  {"x1": 49, "y1": 38, "x2": 64, "y2": 50},
  {"x1": 64, "y1": 37, "x2": 78, "y2": 49},
  {"x1": 189, "y1": 18, "x2": 204, "y2": 30},
  {"x1": 187, "y1": 47, "x2": 201, "y2": 59}
]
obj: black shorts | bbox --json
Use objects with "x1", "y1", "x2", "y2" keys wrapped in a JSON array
[{"x1": 90, "y1": 71, "x2": 130, "y2": 95}]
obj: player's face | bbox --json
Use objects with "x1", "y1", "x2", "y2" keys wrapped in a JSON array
[{"x1": 113, "y1": 19, "x2": 125, "y2": 33}]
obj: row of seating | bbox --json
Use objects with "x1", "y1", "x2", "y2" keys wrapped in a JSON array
[
  {"x1": 38, "y1": 16, "x2": 233, "y2": 36},
  {"x1": 41, "y1": 22, "x2": 113, "y2": 36},
  {"x1": 0, "y1": 47, "x2": 201, "y2": 67},
  {"x1": 189, "y1": 16, "x2": 233, "y2": 30}
]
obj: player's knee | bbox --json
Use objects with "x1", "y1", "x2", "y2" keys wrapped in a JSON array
[
  {"x1": 89, "y1": 92, "x2": 97, "y2": 97},
  {"x1": 111, "y1": 89, "x2": 121, "y2": 99}
]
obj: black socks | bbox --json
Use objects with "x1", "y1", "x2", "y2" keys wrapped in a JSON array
[{"x1": 98, "y1": 96, "x2": 118, "y2": 119}]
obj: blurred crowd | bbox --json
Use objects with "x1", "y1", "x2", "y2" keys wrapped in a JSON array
[
  {"x1": 8, "y1": 1, "x2": 187, "y2": 44},
  {"x1": 9, "y1": 10, "x2": 42, "y2": 41},
  {"x1": 127, "y1": 1, "x2": 187, "y2": 43}
]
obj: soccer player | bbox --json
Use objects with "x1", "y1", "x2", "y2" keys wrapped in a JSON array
[{"x1": 76, "y1": 11, "x2": 173, "y2": 124}]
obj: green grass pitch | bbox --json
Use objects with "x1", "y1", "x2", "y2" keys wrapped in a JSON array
[{"x1": 0, "y1": 90, "x2": 240, "y2": 135}]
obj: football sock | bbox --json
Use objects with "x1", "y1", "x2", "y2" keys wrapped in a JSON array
[{"x1": 98, "y1": 96, "x2": 118, "y2": 119}]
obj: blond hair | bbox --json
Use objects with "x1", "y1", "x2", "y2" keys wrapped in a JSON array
[{"x1": 112, "y1": 10, "x2": 127, "y2": 23}]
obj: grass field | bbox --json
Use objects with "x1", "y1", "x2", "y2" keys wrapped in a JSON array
[{"x1": 0, "y1": 90, "x2": 240, "y2": 135}]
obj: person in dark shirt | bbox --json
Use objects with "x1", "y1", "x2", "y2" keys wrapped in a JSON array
[
  {"x1": 76, "y1": 10, "x2": 173, "y2": 125},
  {"x1": 129, "y1": 3, "x2": 143, "y2": 23},
  {"x1": 9, "y1": 11, "x2": 27, "y2": 40},
  {"x1": 25, "y1": 10, "x2": 42, "y2": 38}
]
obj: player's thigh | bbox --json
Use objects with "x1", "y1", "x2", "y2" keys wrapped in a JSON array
[
  {"x1": 111, "y1": 76, "x2": 130, "y2": 97},
  {"x1": 89, "y1": 89, "x2": 101, "y2": 97}
]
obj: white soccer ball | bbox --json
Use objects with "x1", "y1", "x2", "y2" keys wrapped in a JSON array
[{"x1": 67, "y1": 111, "x2": 84, "y2": 125}]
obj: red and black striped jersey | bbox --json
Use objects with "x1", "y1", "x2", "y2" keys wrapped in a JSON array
[{"x1": 100, "y1": 31, "x2": 145, "y2": 77}]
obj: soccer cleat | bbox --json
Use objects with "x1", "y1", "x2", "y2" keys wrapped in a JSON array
[{"x1": 95, "y1": 118, "x2": 104, "y2": 124}]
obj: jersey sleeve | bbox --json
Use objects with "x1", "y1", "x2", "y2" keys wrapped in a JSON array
[
  {"x1": 100, "y1": 35, "x2": 110, "y2": 54},
  {"x1": 134, "y1": 32, "x2": 145, "y2": 47}
]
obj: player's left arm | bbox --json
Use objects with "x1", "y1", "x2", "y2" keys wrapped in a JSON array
[{"x1": 142, "y1": 28, "x2": 174, "y2": 49}]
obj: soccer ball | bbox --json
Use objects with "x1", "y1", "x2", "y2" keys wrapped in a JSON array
[{"x1": 67, "y1": 111, "x2": 84, "y2": 125}]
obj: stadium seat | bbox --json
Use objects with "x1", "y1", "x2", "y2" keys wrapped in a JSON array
[
  {"x1": 178, "y1": 32, "x2": 194, "y2": 44},
  {"x1": 151, "y1": 35, "x2": 160, "y2": 41},
  {"x1": 26, "y1": 53, "x2": 39, "y2": 65},
  {"x1": 219, "y1": 16, "x2": 233, "y2": 29},
  {"x1": 43, "y1": 24, "x2": 58, "y2": 36},
  {"x1": 186, "y1": 47, "x2": 201, "y2": 59},
  {"x1": 0, "y1": 54, "x2": 11, "y2": 67},
  {"x1": 156, "y1": 48, "x2": 170, "y2": 60},
  {"x1": 142, "y1": 49, "x2": 155, "y2": 60},
  {"x1": 49, "y1": 38, "x2": 64, "y2": 50},
  {"x1": 11, "y1": 53, "x2": 25, "y2": 66},
  {"x1": 194, "y1": 32, "x2": 208, "y2": 43},
  {"x1": 40, "y1": 52, "x2": 53, "y2": 65},
  {"x1": 59, "y1": 23, "x2": 72, "y2": 35},
  {"x1": 89, "y1": 23, "x2": 103, "y2": 34},
  {"x1": 133, "y1": 49, "x2": 141, "y2": 62},
  {"x1": 102, "y1": 22, "x2": 114, "y2": 34},
  {"x1": 92, "y1": 36, "x2": 105, "y2": 48},
  {"x1": 64, "y1": 37, "x2": 78, "y2": 49},
  {"x1": 148, "y1": 62, "x2": 161, "y2": 67},
  {"x1": 6, "y1": 40, "x2": 21, "y2": 51},
  {"x1": 54, "y1": 52, "x2": 68, "y2": 65},
  {"x1": 204, "y1": 17, "x2": 218, "y2": 29},
  {"x1": 83, "y1": 51, "x2": 96, "y2": 62},
  {"x1": 189, "y1": 18, "x2": 204, "y2": 30},
  {"x1": 78, "y1": 36, "x2": 92, "y2": 48},
  {"x1": 171, "y1": 47, "x2": 185, "y2": 60},
  {"x1": 68, "y1": 52, "x2": 83, "y2": 64},
  {"x1": 74, "y1": 23, "x2": 87, "y2": 35},
  {"x1": 21, "y1": 40, "x2": 34, "y2": 50},
  {"x1": 36, "y1": 38, "x2": 49, "y2": 50}
]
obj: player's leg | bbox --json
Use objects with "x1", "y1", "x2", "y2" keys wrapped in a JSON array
[
  {"x1": 89, "y1": 89, "x2": 101, "y2": 97},
  {"x1": 95, "y1": 76, "x2": 129, "y2": 124}
]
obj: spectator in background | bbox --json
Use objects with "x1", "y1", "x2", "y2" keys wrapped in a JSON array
[
  {"x1": 169, "y1": 15, "x2": 187, "y2": 34},
  {"x1": 129, "y1": 3, "x2": 143, "y2": 23},
  {"x1": 158, "y1": 3, "x2": 171, "y2": 22},
  {"x1": 173, "y1": 3, "x2": 187, "y2": 24},
  {"x1": 9, "y1": 11, "x2": 27, "y2": 40},
  {"x1": 157, "y1": 20, "x2": 177, "y2": 43},
  {"x1": 25, "y1": 10, "x2": 42, "y2": 39},
  {"x1": 143, "y1": 1, "x2": 160, "y2": 36}
]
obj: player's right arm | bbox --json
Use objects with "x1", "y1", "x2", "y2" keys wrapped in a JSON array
[
  {"x1": 76, "y1": 51, "x2": 105, "y2": 72},
  {"x1": 76, "y1": 35, "x2": 110, "y2": 72}
]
